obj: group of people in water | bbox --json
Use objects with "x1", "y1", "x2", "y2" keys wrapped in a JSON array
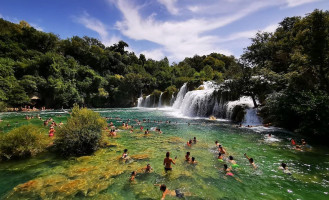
[{"x1": 108, "y1": 117, "x2": 308, "y2": 199}]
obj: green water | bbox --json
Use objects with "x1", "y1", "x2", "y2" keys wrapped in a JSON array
[{"x1": 0, "y1": 108, "x2": 328, "y2": 199}]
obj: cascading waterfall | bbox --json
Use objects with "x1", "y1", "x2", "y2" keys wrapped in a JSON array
[
  {"x1": 242, "y1": 108, "x2": 263, "y2": 126},
  {"x1": 144, "y1": 95, "x2": 151, "y2": 107},
  {"x1": 158, "y1": 92, "x2": 163, "y2": 107},
  {"x1": 176, "y1": 82, "x2": 218, "y2": 117},
  {"x1": 172, "y1": 83, "x2": 188, "y2": 109},
  {"x1": 226, "y1": 96, "x2": 255, "y2": 119},
  {"x1": 170, "y1": 94, "x2": 175, "y2": 106},
  {"x1": 136, "y1": 81, "x2": 263, "y2": 125},
  {"x1": 137, "y1": 95, "x2": 143, "y2": 107}
]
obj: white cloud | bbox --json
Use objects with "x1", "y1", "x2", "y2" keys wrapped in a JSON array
[
  {"x1": 157, "y1": 0, "x2": 179, "y2": 15},
  {"x1": 140, "y1": 49, "x2": 165, "y2": 60},
  {"x1": 109, "y1": 0, "x2": 275, "y2": 61},
  {"x1": 218, "y1": 24, "x2": 278, "y2": 43},
  {"x1": 30, "y1": 23, "x2": 44, "y2": 31},
  {"x1": 74, "y1": 12, "x2": 119, "y2": 47},
  {"x1": 285, "y1": 0, "x2": 321, "y2": 7}
]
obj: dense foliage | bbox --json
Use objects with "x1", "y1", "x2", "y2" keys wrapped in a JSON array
[
  {"x1": 0, "y1": 125, "x2": 49, "y2": 160},
  {"x1": 54, "y1": 105, "x2": 107, "y2": 157},
  {"x1": 239, "y1": 9, "x2": 329, "y2": 136},
  {"x1": 0, "y1": 19, "x2": 237, "y2": 108}
]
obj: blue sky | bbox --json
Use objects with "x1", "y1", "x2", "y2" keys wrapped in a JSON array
[{"x1": 0, "y1": 0, "x2": 328, "y2": 62}]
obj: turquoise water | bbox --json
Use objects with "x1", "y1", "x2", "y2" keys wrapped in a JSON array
[{"x1": 0, "y1": 108, "x2": 328, "y2": 199}]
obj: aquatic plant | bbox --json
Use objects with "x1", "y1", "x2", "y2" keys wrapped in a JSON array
[
  {"x1": 54, "y1": 105, "x2": 107, "y2": 157},
  {"x1": 0, "y1": 125, "x2": 49, "y2": 161}
]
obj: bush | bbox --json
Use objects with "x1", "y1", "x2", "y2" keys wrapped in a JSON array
[
  {"x1": 54, "y1": 105, "x2": 107, "y2": 157},
  {"x1": 0, "y1": 125, "x2": 49, "y2": 161},
  {"x1": 0, "y1": 101, "x2": 7, "y2": 112}
]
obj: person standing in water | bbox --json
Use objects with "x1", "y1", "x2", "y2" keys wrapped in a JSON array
[
  {"x1": 185, "y1": 152, "x2": 191, "y2": 161},
  {"x1": 163, "y1": 152, "x2": 176, "y2": 172}
]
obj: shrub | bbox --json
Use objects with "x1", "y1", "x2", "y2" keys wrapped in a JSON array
[
  {"x1": 0, "y1": 125, "x2": 49, "y2": 161},
  {"x1": 0, "y1": 101, "x2": 7, "y2": 112},
  {"x1": 54, "y1": 104, "x2": 107, "y2": 157}
]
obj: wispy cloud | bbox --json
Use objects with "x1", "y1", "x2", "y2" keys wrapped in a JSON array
[
  {"x1": 140, "y1": 48, "x2": 165, "y2": 60},
  {"x1": 74, "y1": 11, "x2": 119, "y2": 46},
  {"x1": 285, "y1": 0, "x2": 321, "y2": 7},
  {"x1": 157, "y1": 0, "x2": 179, "y2": 15},
  {"x1": 109, "y1": 0, "x2": 275, "y2": 61},
  {"x1": 30, "y1": 23, "x2": 44, "y2": 31}
]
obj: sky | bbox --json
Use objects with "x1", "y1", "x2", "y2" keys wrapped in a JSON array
[{"x1": 0, "y1": 0, "x2": 328, "y2": 62}]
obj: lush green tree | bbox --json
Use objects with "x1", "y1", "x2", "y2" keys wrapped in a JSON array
[{"x1": 54, "y1": 105, "x2": 107, "y2": 157}]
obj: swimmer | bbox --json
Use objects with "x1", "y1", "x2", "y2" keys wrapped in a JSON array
[
  {"x1": 218, "y1": 153, "x2": 224, "y2": 162},
  {"x1": 223, "y1": 164, "x2": 234, "y2": 176},
  {"x1": 279, "y1": 163, "x2": 292, "y2": 175},
  {"x1": 185, "y1": 152, "x2": 191, "y2": 161},
  {"x1": 130, "y1": 171, "x2": 137, "y2": 181},
  {"x1": 187, "y1": 140, "x2": 192, "y2": 147},
  {"x1": 163, "y1": 152, "x2": 176, "y2": 172},
  {"x1": 244, "y1": 153, "x2": 257, "y2": 169},
  {"x1": 142, "y1": 164, "x2": 153, "y2": 173},
  {"x1": 190, "y1": 157, "x2": 197, "y2": 164},
  {"x1": 215, "y1": 141, "x2": 220, "y2": 148},
  {"x1": 218, "y1": 145, "x2": 226, "y2": 154},
  {"x1": 154, "y1": 184, "x2": 188, "y2": 200},
  {"x1": 122, "y1": 149, "x2": 128, "y2": 159},
  {"x1": 193, "y1": 137, "x2": 197, "y2": 144},
  {"x1": 228, "y1": 156, "x2": 237, "y2": 165},
  {"x1": 229, "y1": 156, "x2": 240, "y2": 168}
]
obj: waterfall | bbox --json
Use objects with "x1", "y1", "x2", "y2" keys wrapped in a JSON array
[
  {"x1": 242, "y1": 108, "x2": 263, "y2": 126},
  {"x1": 172, "y1": 81, "x2": 218, "y2": 117},
  {"x1": 172, "y1": 83, "x2": 188, "y2": 109},
  {"x1": 158, "y1": 92, "x2": 163, "y2": 107},
  {"x1": 170, "y1": 94, "x2": 175, "y2": 106},
  {"x1": 136, "y1": 81, "x2": 263, "y2": 125},
  {"x1": 137, "y1": 95, "x2": 143, "y2": 107},
  {"x1": 226, "y1": 96, "x2": 255, "y2": 119},
  {"x1": 144, "y1": 95, "x2": 151, "y2": 107}
]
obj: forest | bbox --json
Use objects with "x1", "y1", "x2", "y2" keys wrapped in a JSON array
[{"x1": 0, "y1": 9, "x2": 328, "y2": 137}]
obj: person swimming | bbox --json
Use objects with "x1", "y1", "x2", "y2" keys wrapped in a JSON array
[
  {"x1": 215, "y1": 141, "x2": 220, "y2": 148},
  {"x1": 163, "y1": 152, "x2": 176, "y2": 172},
  {"x1": 190, "y1": 157, "x2": 197, "y2": 164},
  {"x1": 185, "y1": 152, "x2": 191, "y2": 161},
  {"x1": 155, "y1": 184, "x2": 186, "y2": 199},
  {"x1": 187, "y1": 139, "x2": 192, "y2": 147},
  {"x1": 122, "y1": 149, "x2": 128, "y2": 159},
  {"x1": 218, "y1": 153, "x2": 224, "y2": 162},
  {"x1": 279, "y1": 163, "x2": 292, "y2": 175},
  {"x1": 193, "y1": 137, "x2": 197, "y2": 144},
  {"x1": 218, "y1": 145, "x2": 226, "y2": 154},
  {"x1": 130, "y1": 171, "x2": 137, "y2": 181},
  {"x1": 224, "y1": 164, "x2": 234, "y2": 176},
  {"x1": 229, "y1": 156, "x2": 239, "y2": 168},
  {"x1": 244, "y1": 153, "x2": 257, "y2": 169}
]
